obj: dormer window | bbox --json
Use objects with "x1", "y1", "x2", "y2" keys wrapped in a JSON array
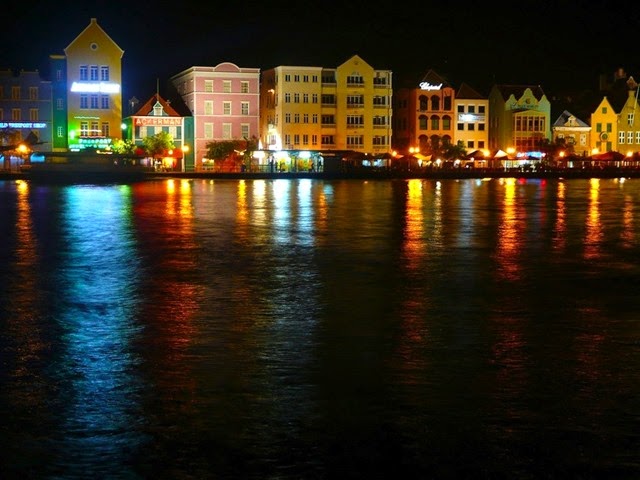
[{"x1": 153, "y1": 101, "x2": 163, "y2": 116}]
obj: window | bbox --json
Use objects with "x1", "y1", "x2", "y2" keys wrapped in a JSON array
[
  {"x1": 322, "y1": 94, "x2": 335, "y2": 105},
  {"x1": 56, "y1": 69, "x2": 63, "y2": 81},
  {"x1": 29, "y1": 87, "x2": 38, "y2": 100},
  {"x1": 443, "y1": 116, "x2": 451, "y2": 130},
  {"x1": 101, "y1": 95, "x2": 109, "y2": 109},
  {"x1": 90, "y1": 65, "x2": 98, "y2": 81},
  {"x1": 468, "y1": 105, "x2": 475, "y2": 113},
  {"x1": 294, "y1": 134, "x2": 300, "y2": 145},
  {"x1": 628, "y1": 131, "x2": 634, "y2": 143},
  {"x1": 29, "y1": 109, "x2": 38, "y2": 121},
  {"x1": 285, "y1": 93, "x2": 291, "y2": 103},
  {"x1": 312, "y1": 94, "x2": 318, "y2": 103},
  {"x1": 100, "y1": 66, "x2": 109, "y2": 81},
  {"x1": 102, "y1": 122, "x2": 110, "y2": 137},
  {"x1": 303, "y1": 134, "x2": 309, "y2": 144},
  {"x1": 596, "y1": 123, "x2": 602, "y2": 133},
  {"x1": 457, "y1": 123, "x2": 464, "y2": 130},
  {"x1": 373, "y1": 135, "x2": 387, "y2": 145},
  {"x1": 205, "y1": 80, "x2": 213, "y2": 92},
  {"x1": 628, "y1": 113, "x2": 635, "y2": 126},
  {"x1": 468, "y1": 123, "x2": 475, "y2": 131},
  {"x1": 204, "y1": 123, "x2": 213, "y2": 139},
  {"x1": 479, "y1": 106, "x2": 485, "y2": 113},
  {"x1": 431, "y1": 116, "x2": 439, "y2": 129},
  {"x1": 222, "y1": 123, "x2": 231, "y2": 139},
  {"x1": 223, "y1": 102, "x2": 231, "y2": 115},
  {"x1": 444, "y1": 96, "x2": 452, "y2": 110},
  {"x1": 457, "y1": 105, "x2": 465, "y2": 113},
  {"x1": 241, "y1": 81, "x2": 249, "y2": 93},
  {"x1": 312, "y1": 134, "x2": 318, "y2": 145},
  {"x1": 80, "y1": 94, "x2": 88, "y2": 109},
  {"x1": 346, "y1": 95, "x2": 364, "y2": 107},
  {"x1": 607, "y1": 123, "x2": 612, "y2": 132},
  {"x1": 285, "y1": 113, "x2": 291, "y2": 123},
  {"x1": 223, "y1": 81, "x2": 231, "y2": 93},
  {"x1": 90, "y1": 95, "x2": 99, "y2": 109},
  {"x1": 312, "y1": 75, "x2": 318, "y2": 83},
  {"x1": 241, "y1": 124, "x2": 249, "y2": 138},
  {"x1": 321, "y1": 115, "x2": 335, "y2": 125},
  {"x1": 284, "y1": 74, "x2": 291, "y2": 82},
  {"x1": 241, "y1": 102, "x2": 249, "y2": 115},
  {"x1": 303, "y1": 75, "x2": 309, "y2": 82},
  {"x1": 80, "y1": 66, "x2": 88, "y2": 80},
  {"x1": 12, "y1": 86, "x2": 20, "y2": 100},
  {"x1": 57, "y1": 126, "x2": 63, "y2": 138},
  {"x1": 431, "y1": 96, "x2": 440, "y2": 110},
  {"x1": 636, "y1": 132, "x2": 640, "y2": 144},
  {"x1": 91, "y1": 121, "x2": 99, "y2": 136},
  {"x1": 478, "y1": 141, "x2": 485, "y2": 148},
  {"x1": 347, "y1": 115, "x2": 364, "y2": 126},
  {"x1": 312, "y1": 114, "x2": 318, "y2": 124},
  {"x1": 80, "y1": 121, "x2": 88, "y2": 136},
  {"x1": 204, "y1": 101, "x2": 213, "y2": 115},
  {"x1": 419, "y1": 116, "x2": 428, "y2": 130},
  {"x1": 294, "y1": 93, "x2": 300, "y2": 103},
  {"x1": 602, "y1": 107, "x2": 608, "y2": 114},
  {"x1": 478, "y1": 124, "x2": 485, "y2": 131},
  {"x1": 619, "y1": 131, "x2": 625, "y2": 143},
  {"x1": 373, "y1": 116, "x2": 386, "y2": 126},
  {"x1": 373, "y1": 96, "x2": 387, "y2": 106},
  {"x1": 11, "y1": 109, "x2": 19, "y2": 121},
  {"x1": 321, "y1": 135, "x2": 334, "y2": 145},
  {"x1": 294, "y1": 113, "x2": 300, "y2": 123},
  {"x1": 294, "y1": 75, "x2": 300, "y2": 82},
  {"x1": 347, "y1": 135, "x2": 364, "y2": 146},
  {"x1": 303, "y1": 114, "x2": 309, "y2": 123},
  {"x1": 303, "y1": 93, "x2": 309, "y2": 103}
]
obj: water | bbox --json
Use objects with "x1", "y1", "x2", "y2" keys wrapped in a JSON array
[{"x1": 0, "y1": 177, "x2": 638, "y2": 479}]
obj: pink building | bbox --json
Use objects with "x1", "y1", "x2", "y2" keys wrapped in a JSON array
[{"x1": 171, "y1": 62, "x2": 260, "y2": 170}]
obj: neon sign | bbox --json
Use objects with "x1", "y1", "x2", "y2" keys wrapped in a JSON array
[
  {"x1": 70, "y1": 81, "x2": 120, "y2": 93},
  {"x1": 419, "y1": 82, "x2": 442, "y2": 91},
  {"x1": 0, "y1": 122, "x2": 46, "y2": 129}
]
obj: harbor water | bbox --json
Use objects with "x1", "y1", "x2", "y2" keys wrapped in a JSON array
[{"x1": 0, "y1": 177, "x2": 638, "y2": 479}]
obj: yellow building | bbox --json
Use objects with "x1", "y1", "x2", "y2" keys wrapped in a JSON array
[
  {"x1": 589, "y1": 97, "x2": 617, "y2": 154},
  {"x1": 260, "y1": 55, "x2": 392, "y2": 156},
  {"x1": 615, "y1": 88, "x2": 640, "y2": 156},
  {"x1": 63, "y1": 18, "x2": 123, "y2": 151},
  {"x1": 454, "y1": 82, "x2": 489, "y2": 154}
]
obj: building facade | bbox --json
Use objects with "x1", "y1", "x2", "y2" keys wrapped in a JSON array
[
  {"x1": 453, "y1": 82, "x2": 489, "y2": 153},
  {"x1": 393, "y1": 70, "x2": 455, "y2": 154},
  {"x1": 551, "y1": 110, "x2": 590, "y2": 157},
  {"x1": 614, "y1": 88, "x2": 640, "y2": 156},
  {"x1": 171, "y1": 63, "x2": 260, "y2": 170},
  {"x1": 0, "y1": 68, "x2": 52, "y2": 152},
  {"x1": 590, "y1": 97, "x2": 617, "y2": 154},
  {"x1": 260, "y1": 55, "x2": 392, "y2": 156},
  {"x1": 55, "y1": 18, "x2": 124, "y2": 153},
  {"x1": 488, "y1": 85, "x2": 551, "y2": 154},
  {"x1": 122, "y1": 93, "x2": 194, "y2": 171}
]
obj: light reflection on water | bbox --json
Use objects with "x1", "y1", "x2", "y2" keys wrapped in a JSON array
[{"x1": 0, "y1": 178, "x2": 639, "y2": 479}]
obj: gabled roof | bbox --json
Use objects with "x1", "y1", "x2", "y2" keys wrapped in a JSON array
[
  {"x1": 456, "y1": 82, "x2": 484, "y2": 99},
  {"x1": 493, "y1": 84, "x2": 546, "y2": 101},
  {"x1": 553, "y1": 110, "x2": 589, "y2": 128},
  {"x1": 64, "y1": 18, "x2": 123, "y2": 56},
  {"x1": 133, "y1": 93, "x2": 181, "y2": 117},
  {"x1": 420, "y1": 69, "x2": 451, "y2": 88}
]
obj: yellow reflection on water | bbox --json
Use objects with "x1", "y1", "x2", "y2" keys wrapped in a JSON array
[
  {"x1": 584, "y1": 178, "x2": 602, "y2": 260},
  {"x1": 621, "y1": 194, "x2": 635, "y2": 248},
  {"x1": 496, "y1": 178, "x2": 520, "y2": 281},
  {"x1": 553, "y1": 181, "x2": 566, "y2": 252},
  {"x1": 402, "y1": 179, "x2": 424, "y2": 271}
]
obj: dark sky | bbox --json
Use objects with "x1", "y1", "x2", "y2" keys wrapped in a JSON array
[{"x1": 2, "y1": 0, "x2": 640, "y2": 102}]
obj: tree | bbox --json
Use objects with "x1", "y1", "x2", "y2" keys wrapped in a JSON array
[
  {"x1": 111, "y1": 138, "x2": 137, "y2": 155},
  {"x1": 205, "y1": 140, "x2": 237, "y2": 161},
  {"x1": 142, "y1": 131, "x2": 175, "y2": 159},
  {"x1": 442, "y1": 140, "x2": 468, "y2": 160}
]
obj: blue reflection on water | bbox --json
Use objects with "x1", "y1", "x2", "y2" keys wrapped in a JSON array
[{"x1": 50, "y1": 185, "x2": 147, "y2": 477}]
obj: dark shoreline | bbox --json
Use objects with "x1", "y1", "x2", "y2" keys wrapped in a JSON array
[{"x1": 2, "y1": 168, "x2": 640, "y2": 182}]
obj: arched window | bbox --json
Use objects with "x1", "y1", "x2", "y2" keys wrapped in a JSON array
[
  {"x1": 431, "y1": 95, "x2": 440, "y2": 110},
  {"x1": 419, "y1": 95, "x2": 428, "y2": 111},
  {"x1": 442, "y1": 115, "x2": 451, "y2": 130},
  {"x1": 431, "y1": 115, "x2": 439, "y2": 130},
  {"x1": 443, "y1": 96, "x2": 452, "y2": 110},
  {"x1": 419, "y1": 115, "x2": 428, "y2": 130}
]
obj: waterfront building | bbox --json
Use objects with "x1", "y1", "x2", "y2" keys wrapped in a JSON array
[
  {"x1": 392, "y1": 69, "x2": 454, "y2": 155},
  {"x1": 488, "y1": 84, "x2": 551, "y2": 158},
  {"x1": 454, "y1": 82, "x2": 489, "y2": 154},
  {"x1": 614, "y1": 85, "x2": 640, "y2": 157},
  {"x1": 260, "y1": 55, "x2": 393, "y2": 157},
  {"x1": 171, "y1": 63, "x2": 260, "y2": 171},
  {"x1": 52, "y1": 18, "x2": 124, "y2": 152},
  {"x1": 0, "y1": 68, "x2": 52, "y2": 154},
  {"x1": 590, "y1": 96, "x2": 618, "y2": 154},
  {"x1": 122, "y1": 93, "x2": 194, "y2": 171},
  {"x1": 551, "y1": 110, "x2": 591, "y2": 157}
]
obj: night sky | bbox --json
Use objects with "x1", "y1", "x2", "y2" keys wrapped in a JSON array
[{"x1": 3, "y1": 0, "x2": 640, "y2": 103}]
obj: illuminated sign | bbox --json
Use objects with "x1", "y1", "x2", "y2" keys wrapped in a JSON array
[
  {"x1": 68, "y1": 137, "x2": 113, "y2": 150},
  {"x1": 0, "y1": 122, "x2": 47, "y2": 129},
  {"x1": 419, "y1": 82, "x2": 443, "y2": 91},
  {"x1": 458, "y1": 114, "x2": 486, "y2": 122},
  {"x1": 70, "y1": 81, "x2": 121, "y2": 94},
  {"x1": 134, "y1": 117, "x2": 182, "y2": 126}
]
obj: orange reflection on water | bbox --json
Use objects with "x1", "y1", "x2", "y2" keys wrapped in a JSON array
[
  {"x1": 584, "y1": 178, "x2": 602, "y2": 260},
  {"x1": 496, "y1": 178, "x2": 521, "y2": 281},
  {"x1": 621, "y1": 194, "x2": 634, "y2": 248},
  {"x1": 402, "y1": 179, "x2": 425, "y2": 272}
]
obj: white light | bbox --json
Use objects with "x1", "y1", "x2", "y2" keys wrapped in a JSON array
[{"x1": 71, "y1": 81, "x2": 121, "y2": 93}]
